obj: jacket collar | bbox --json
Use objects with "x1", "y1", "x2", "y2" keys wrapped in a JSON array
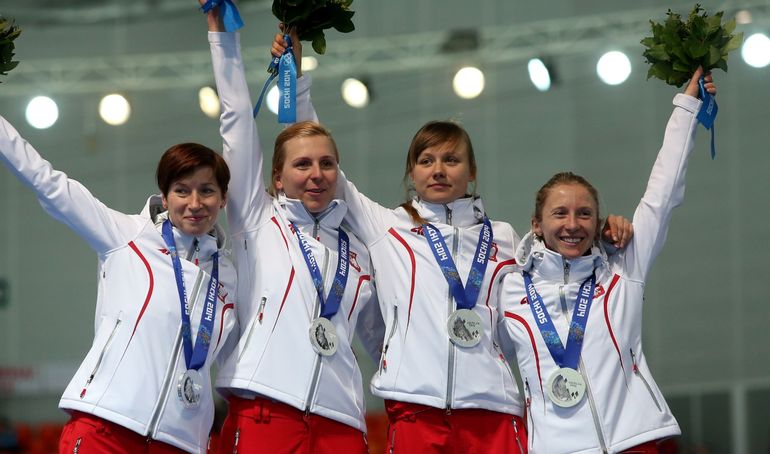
[
  {"x1": 412, "y1": 195, "x2": 486, "y2": 227},
  {"x1": 515, "y1": 231, "x2": 608, "y2": 283},
  {"x1": 277, "y1": 192, "x2": 348, "y2": 230}
]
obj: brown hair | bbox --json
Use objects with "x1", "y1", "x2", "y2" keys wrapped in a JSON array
[
  {"x1": 533, "y1": 171, "x2": 601, "y2": 238},
  {"x1": 156, "y1": 143, "x2": 230, "y2": 196},
  {"x1": 270, "y1": 121, "x2": 339, "y2": 196},
  {"x1": 399, "y1": 120, "x2": 477, "y2": 225}
]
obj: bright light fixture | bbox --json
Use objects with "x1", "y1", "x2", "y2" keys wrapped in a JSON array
[
  {"x1": 742, "y1": 33, "x2": 770, "y2": 68},
  {"x1": 527, "y1": 58, "x2": 552, "y2": 92},
  {"x1": 301, "y1": 56, "x2": 318, "y2": 72},
  {"x1": 99, "y1": 94, "x2": 131, "y2": 126},
  {"x1": 341, "y1": 78, "x2": 370, "y2": 108},
  {"x1": 199, "y1": 86, "x2": 220, "y2": 119},
  {"x1": 596, "y1": 51, "x2": 631, "y2": 86},
  {"x1": 25, "y1": 96, "x2": 59, "y2": 129},
  {"x1": 453, "y1": 66, "x2": 485, "y2": 99}
]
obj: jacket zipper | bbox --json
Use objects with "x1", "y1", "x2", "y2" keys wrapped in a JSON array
[
  {"x1": 80, "y1": 315, "x2": 123, "y2": 398},
  {"x1": 304, "y1": 246, "x2": 330, "y2": 415},
  {"x1": 525, "y1": 378, "x2": 534, "y2": 449},
  {"x1": 146, "y1": 268, "x2": 205, "y2": 439},
  {"x1": 388, "y1": 428, "x2": 397, "y2": 454},
  {"x1": 630, "y1": 348, "x2": 662, "y2": 411},
  {"x1": 379, "y1": 306, "x2": 399, "y2": 373},
  {"x1": 444, "y1": 206, "x2": 458, "y2": 412},
  {"x1": 558, "y1": 275, "x2": 608, "y2": 453}
]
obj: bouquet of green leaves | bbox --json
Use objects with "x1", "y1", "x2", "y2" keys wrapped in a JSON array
[
  {"x1": 641, "y1": 4, "x2": 743, "y2": 87},
  {"x1": 272, "y1": 0, "x2": 354, "y2": 54},
  {"x1": 0, "y1": 16, "x2": 21, "y2": 82}
]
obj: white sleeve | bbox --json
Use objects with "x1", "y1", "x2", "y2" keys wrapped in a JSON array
[
  {"x1": 623, "y1": 93, "x2": 701, "y2": 281},
  {"x1": 209, "y1": 31, "x2": 270, "y2": 235},
  {"x1": 354, "y1": 279, "x2": 385, "y2": 363},
  {"x1": 0, "y1": 116, "x2": 135, "y2": 253},
  {"x1": 335, "y1": 170, "x2": 398, "y2": 246}
]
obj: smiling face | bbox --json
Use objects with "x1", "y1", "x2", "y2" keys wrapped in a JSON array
[
  {"x1": 410, "y1": 140, "x2": 476, "y2": 204},
  {"x1": 274, "y1": 134, "x2": 338, "y2": 213},
  {"x1": 532, "y1": 183, "x2": 599, "y2": 259},
  {"x1": 162, "y1": 166, "x2": 226, "y2": 237}
]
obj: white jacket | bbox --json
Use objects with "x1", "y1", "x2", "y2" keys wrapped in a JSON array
[
  {"x1": 500, "y1": 93, "x2": 701, "y2": 453},
  {"x1": 337, "y1": 173, "x2": 524, "y2": 416},
  {"x1": 0, "y1": 117, "x2": 238, "y2": 453},
  {"x1": 209, "y1": 32, "x2": 381, "y2": 433}
]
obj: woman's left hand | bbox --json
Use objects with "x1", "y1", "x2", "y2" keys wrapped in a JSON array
[{"x1": 602, "y1": 215, "x2": 633, "y2": 248}]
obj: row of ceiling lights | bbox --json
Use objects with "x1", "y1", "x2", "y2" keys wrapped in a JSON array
[{"x1": 21, "y1": 32, "x2": 770, "y2": 130}]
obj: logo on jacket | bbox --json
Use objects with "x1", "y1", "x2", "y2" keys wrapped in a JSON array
[
  {"x1": 410, "y1": 226, "x2": 425, "y2": 236},
  {"x1": 489, "y1": 242, "x2": 499, "y2": 262},
  {"x1": 349, "y1": 251, "x2": 361, "y2": 273},
  {"x1": 159, "y1": 248, "x2": 170, "y2": 255},
  {"x1": 520, "y1": 296, "x2": 529, "y2": 305},
  {"x1": 593, "y1": 284, "x2": 605, "y2": 299},
  {"x1": 218, "y1": 282, "x2": 229, "y2": 304}
]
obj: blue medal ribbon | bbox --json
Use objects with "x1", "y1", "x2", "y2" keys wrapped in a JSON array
[
  {"x1": 696, "y1": 76, "x2": 718, "y2": 159},
  {"x1": 291, "y1": 223, "x2": 350, "y2": 320},
  {"x1": 523, "y1": 271, "x2": 596, "y2": 369},
  {"x1": 161, "y1": 220, "x2": 220, "y2": 371},
  {"x1": 253, "y1": 34, "x2": 297, "y2": 123},
  {"x1": 422, "y1": 217, "x2": 493, "y2": 310},
  {"x1": 200, "y1": 0, "x2": 244, "y2": 32}
]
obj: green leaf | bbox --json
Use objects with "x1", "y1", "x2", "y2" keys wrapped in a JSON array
[
  {"x1": 724, "y1": 32, "x2": 744, "y2": 53},
  {"x1": 723, "y1": 17, "x2": 736, "y2": 35},
  {"x1": 312, "y1": 34, "x2": 327, "y2": 54},
  {"x1": 707, "y1": 45, "x2": 721, "y2": 66}
]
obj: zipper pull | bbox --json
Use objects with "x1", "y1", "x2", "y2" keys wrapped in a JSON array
[
  {"x1": 524, "y1": 378, "x2": 532, "y2": 408},
  {"x1": 562, "y1": 260, "x2": 571, "y2": 283},
  {"x1": 630, "y1": 348, "x2": 639, "y2": 373},
  {"x1": 257, "y1": 297, "x2": 267, "y2": 323}
]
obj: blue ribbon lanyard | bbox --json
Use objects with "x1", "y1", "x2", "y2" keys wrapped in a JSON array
[
  {"x1": 253, "y1": 34, "x2": 297, "y2": 123},
  {"x1": 199, "y1": 0, "x2": 244, "y2": 32},
  {"x1": 161, "y1": 220, "x2": 220, "y2": 371},
  {"x1": 291, "y1": 223, "x2": 350, "y2": 320},
  {"x1": 523, "y1": 271, "x2": 596, "y2": 369},
  {"x1": 422, "y1": 217, "x2": 493, "y2": 310},
  {"x1": 696, "y1": 76, "x2": 718, "y2": 159}
]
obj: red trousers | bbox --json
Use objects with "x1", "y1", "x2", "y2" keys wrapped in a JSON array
[
  {"x1": 622, "y1": 440, "x2": 663, "y2": 453},
  {"x1": 58, "y1": 411, "x2": 185, "y2": 454},
  {"x1": 217, "y1": 396, "x2": 368, "y2": 454},
  {"x1": 384, "y1": 400, "x2": 527, "y2": 454}
]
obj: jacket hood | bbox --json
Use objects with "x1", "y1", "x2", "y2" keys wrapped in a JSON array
[{"x1": 412, "y1": 195, "x2": 486, "y2": 227}]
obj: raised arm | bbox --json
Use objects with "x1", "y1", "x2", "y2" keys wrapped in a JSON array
[
  {"x1": 0, "y1": 116, "x2": 135, "y2": 253},
  {"x1": 624, "y1": 68, "x2": 716, "y2": 280},
  {"x1": 205, "y1": 3, "x2": 266, "y2": 235}
]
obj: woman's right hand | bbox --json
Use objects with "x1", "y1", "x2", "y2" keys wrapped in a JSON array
[
  {"x1": 684, "y1": 67, "x2": 716, "y2": 99},
  {"x1": 199, "y1": 0, "x2": 224, "y2": 32},
  {"x1": 271, "y1": 24, "x2": 303, "y2": 77}
]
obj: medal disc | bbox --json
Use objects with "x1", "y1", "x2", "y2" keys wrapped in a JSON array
[
  {"x1": 309, "y1": 317, "x2": 338, "y2": 356},
  {"x1": 546, "y1": 367, "x2": 586, "y2": 408},
  {"x1": 177, "y1": 369, "x2": 203, "y2": 409},
  {"x1": 446, "y1": 309, "x2": 483, "y2": 347}
]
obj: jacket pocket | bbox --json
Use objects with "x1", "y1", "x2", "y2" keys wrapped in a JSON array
[
  {"x1": 525, "y1": 377, "x2": 534, "y2": 450},
  {"x1": 80, "y1": 313, "x2": 123, "y2": 399},
  {"x1": 630, "y1": 348, "x2": 662, "y2": 412},
  {"x1": 378, "y1": 306, "x2": 399, "y2": 374}
]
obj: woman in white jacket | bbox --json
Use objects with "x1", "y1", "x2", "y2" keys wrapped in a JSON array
[
  {"x1": 0, "y1": 126, "x2": 237, "y2": 451},
  {"x1": 201, "y1": 6, "x2": 381, "y2": 454},
  {"x1": 500, "y1": 69, "x2": 715, "y2": 453}
]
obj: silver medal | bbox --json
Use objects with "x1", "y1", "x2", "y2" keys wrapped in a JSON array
[
  {"x1": 546, "y1": 367, "x2": 586, "y2": 408},
  {"x1": 177, "y1": 369, "x2": 203, "y2": 409},
  {"x1": 309, "y1": 317, "x2": 338, "y2": 356},
  {"x1": 446, "y1": 309, "x2": 483, "y2": 347}
]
